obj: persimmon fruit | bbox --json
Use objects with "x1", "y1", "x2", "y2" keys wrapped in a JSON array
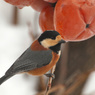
[
  {"x1": 54, "y1": 0, "x2": 95, "y2": 41},
  {"x1": 31, "y1": 0, "x2": 51, "y2": 12},
  {"x1": 39, "y1": 6, "x2": 54, "y2": 31},
  {"x1": 44, "y1": 0, "x2": 58, "y2": 3},
  {"x1": 5, "y1": 0, "x2": 33, "y2": 8},
  {"x1": 5, "y1": 0, "x2": 51, "y2": 11}
]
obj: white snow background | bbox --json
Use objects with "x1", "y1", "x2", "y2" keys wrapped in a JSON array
[
  {"x1": 0, "y1": 0, "x2": 95, "y2": 95},
  {"x1": 0, "y1": 0, "x2": 41, "y2": 95}
]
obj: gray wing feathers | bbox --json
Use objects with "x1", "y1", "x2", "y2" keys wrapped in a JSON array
[{"x1": 5, "y1": 47, "x2": 52, "y2": 75}]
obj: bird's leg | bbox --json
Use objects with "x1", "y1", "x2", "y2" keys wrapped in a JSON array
[{"x1": 44, "y1": 73, "x2": 55, "y2": 79}]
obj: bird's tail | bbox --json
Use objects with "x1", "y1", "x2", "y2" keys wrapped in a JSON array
[{"x1": 0, "y1": 74, "x2": 13, "y2": 85}]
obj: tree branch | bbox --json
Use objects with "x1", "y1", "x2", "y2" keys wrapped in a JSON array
[
  {"x1": 45, "y1": 65, "x2": 57, "y2": 95},
  {"x1": 36, "y1": 84, "x2": 65, "y2": 95}
]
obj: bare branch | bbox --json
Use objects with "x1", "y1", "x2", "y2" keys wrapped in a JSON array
[
  {"x1": 36, "y1": 84, "x2": 65, "y2": 95},
  {"x1": 40, "y1": 76, "x2": 46, "y2": 90},
  {"x1": 45, "y1": 65, "x2": 57, "y2": 95},
  {"x1": 27, "y1": 22, "x2": 36, "y2": 41},
  {"x1": 63, "y1": 67, "x2": 95, "y2": 95},
  {"x1": 37, "y1": 67, "x2": 95, "y2": 95},
  {"x1": 13, "y1": 7, "x2": 18, "y2": 25}
]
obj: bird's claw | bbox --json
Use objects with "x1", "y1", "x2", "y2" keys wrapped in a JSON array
[{"x1": 44, "y1": 73, "x2": 55, "y2": 79}]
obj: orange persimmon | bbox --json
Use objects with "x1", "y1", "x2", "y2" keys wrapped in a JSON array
[
  {"x1": 54, "y1": 0, "x2": 95, "y2": 41},
  {"x1": 31, "y1": 0, "x2": 51, "y2": 12},
  {"x1": 5, "y1": 0, "x2": 51, "y2": 11},
  {"x1": 39, "y1": 6, "x2": 55, "y2": 31},
  {"x1": 44, "y1": 0, "x2": 58, "y2": 3},
  {"x1": 5, "y1": 0, "x2": 33, "y2": 8}
]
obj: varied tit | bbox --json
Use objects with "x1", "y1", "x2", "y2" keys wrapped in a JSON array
[{"x1": 0, "y1": 30, "x2": 66, "y2": 85}]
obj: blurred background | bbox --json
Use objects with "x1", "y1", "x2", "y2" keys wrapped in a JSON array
[{"x1": 0, "y1": 0, "x2": 95, "y2": 95}]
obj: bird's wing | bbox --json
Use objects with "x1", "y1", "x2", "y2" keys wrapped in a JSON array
[{"x1": 5, "y1": 47, "x2": 52, "y2": 75}]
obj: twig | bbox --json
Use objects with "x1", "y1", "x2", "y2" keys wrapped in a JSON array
[
  {"x1": 63, "y1": 73, "x2": 89, "y2": 95},
  {"x1": 63, "y1": 67, "x2": 95, "y2": 95},
  {"x1": 27, "y1": 22, "x2": 35, "y2": 41},
  {"x1": 37, "y1": 67, "x2": 95, "y2": 95},
  {"x1": 36, "y1": 84, "x2": 65, "y2": 95},
  {"x1": 45, "y1": 65, "x2": 56, "y2": 95},
  {"x1": 13, "y1": 7, "x2": 18, "y2": 25},
  {"x1": 39, "y1": 76, "x2": 46, "y2": 90},
  {"x1": 65, "y1": 70, "x2": 81, "y2": 86}
]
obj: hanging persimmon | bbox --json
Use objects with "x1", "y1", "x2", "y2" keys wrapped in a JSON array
[
  {"x1": 5, "y1": 0, "x2": 51, "y2": 11},
  {"x1": 39, "y1": 6, "x2": 55, "y2": 31},
  {"x1": 54, "y1": 0, "x2": 95, "y2": 41},
  {"x1": 44, "y1": 0, "x2": 58, "y2": 3}
]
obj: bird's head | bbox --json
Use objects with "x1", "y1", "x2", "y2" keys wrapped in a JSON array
[{"x1": 38, "y1": 30, "x2": 66, "y2": 54}]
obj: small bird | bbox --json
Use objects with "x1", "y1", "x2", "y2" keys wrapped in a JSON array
[{"x1": 0, "y1": 30, "x2": 65, "y2": 85}]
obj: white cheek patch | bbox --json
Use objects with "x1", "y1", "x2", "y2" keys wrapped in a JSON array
[
  {"x1": 40, "y1": 36, "x2": 62, "y2": 49},
  {"x1": 41, "y1": 39, "x2": 57, "y2": 48},
  {"x1": 41, "y1": 40, "x2": 50, "y2": 48}
]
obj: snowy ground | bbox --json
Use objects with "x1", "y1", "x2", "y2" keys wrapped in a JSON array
[{"x1": 0, "y1": 0, "x2": 95, "y2": 95}]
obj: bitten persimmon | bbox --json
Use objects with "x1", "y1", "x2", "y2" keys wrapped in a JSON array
[
  {"x1": 54, "y1": 0, "x2": 95, "y2": 41},
  {"x1": 44, "y1": 0, "x2": 58, "y2": 3},
  {"x1": 4, "y1": 0, "x2": 51, "y2": 11},
  {"x1": 39, "y1": 6, "x2": 54, "y2": 32}
]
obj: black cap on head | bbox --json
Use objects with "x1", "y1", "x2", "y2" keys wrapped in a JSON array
[{"x1": 38, "y1": 30, "x2": 60, "y2": 43}]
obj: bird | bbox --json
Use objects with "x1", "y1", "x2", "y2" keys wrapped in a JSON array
[{"x1": 0, "y1": 30, "x2": 66, "y2": 85}]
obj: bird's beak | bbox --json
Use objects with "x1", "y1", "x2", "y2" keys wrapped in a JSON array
[{"x1": 59, "y1": 39, "x2": 66, "y2": 44}]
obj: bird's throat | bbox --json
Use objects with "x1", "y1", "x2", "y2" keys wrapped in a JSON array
[{"x1": 49, "y1": 43, "x2": 61, "y2": 54}]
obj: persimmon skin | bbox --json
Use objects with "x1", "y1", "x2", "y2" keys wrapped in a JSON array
[
  {"x1": 59, "y1": 0, "x2": 95, "y2": 7},
  {"x1": 5, "y1": 0, "x2": 33, "y2": 8},
  {"x1": 44, "y1": 0, "x2": 58, "y2": 3},
  {"x1": 31, "y1": 0, "x2": 51, "y2": 12},
  {"x1": 39, "y1": 6, "x2": 55, "y2": 32},
  {"x1": 5, "y1": 0, "x2": 51, "y2": 12},
  {"x1": 54, "y1": 0, "x2": 95, "y2": 41}
]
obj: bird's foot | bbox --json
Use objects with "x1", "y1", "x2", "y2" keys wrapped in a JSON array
[{"x1": 44, "y1": 73, "x2": 55, "y2": 79}]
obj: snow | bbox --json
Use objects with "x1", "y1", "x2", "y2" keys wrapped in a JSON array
[
  {"x1": 0, "y1": 0, "x2": 40, "y2": 95},
  {"x1": 82, "y1": 72, "x2": 95, "y2": 95},
  {"x1": 0, "y1": 22, "x2": 37, "y2": 95},
  {"x1": 0, "y1": 0, "x2": 95, "y2": 95}
]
